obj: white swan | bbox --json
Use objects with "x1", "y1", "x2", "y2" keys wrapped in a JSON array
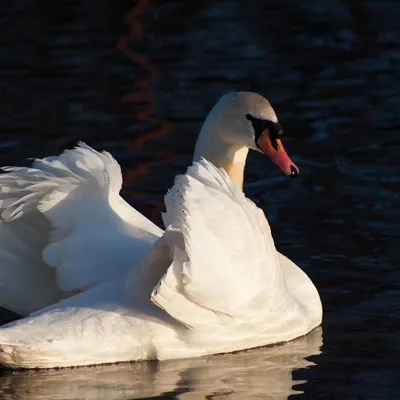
[{"x1": 0, "y1": 92, "x2": 321, "y2": 368}]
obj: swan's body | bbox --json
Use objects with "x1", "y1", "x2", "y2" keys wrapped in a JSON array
[
  {"x1": 0, "y1": 328, "x2": 323, "y2": 400},
  {"x1": 0, "y1": 92, "x2": 321, "y2": 369}
]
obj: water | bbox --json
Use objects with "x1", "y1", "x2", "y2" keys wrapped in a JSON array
[{"x1": 0, "y1": 0, "x2": 399, "y2": 398}]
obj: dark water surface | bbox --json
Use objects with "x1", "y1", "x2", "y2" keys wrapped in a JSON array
[{"x1": 0, "y1": 0, "x2": 399, "y2": 399}]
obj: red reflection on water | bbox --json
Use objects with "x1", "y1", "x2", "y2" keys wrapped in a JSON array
[
  {"x1": 117, "y1": 0, "x2": 172, "y2": 182},
  {"x1": 117, "y1": 0, "x2": 173, "y2": 223}
]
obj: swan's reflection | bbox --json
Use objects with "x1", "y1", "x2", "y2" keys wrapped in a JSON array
[{"x1": 0, "y1": 327, "x2": 322, "y2": 400}]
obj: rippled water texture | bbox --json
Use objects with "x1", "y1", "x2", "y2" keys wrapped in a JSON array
[{"x1": 0, "y1": 0, "x2": 399, "y2": 398}]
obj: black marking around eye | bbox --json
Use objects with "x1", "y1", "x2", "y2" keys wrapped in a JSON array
[{"x1": 245, "y1": 114, "x2": 284, "y2": 151}]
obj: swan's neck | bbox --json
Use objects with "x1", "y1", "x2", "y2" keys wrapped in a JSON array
[{"x1": 193, "y1": 129, "x2": 249, "y2": 190}]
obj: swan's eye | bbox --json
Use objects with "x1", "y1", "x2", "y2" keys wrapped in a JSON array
[{"x1": 245, "y1": 114, "x2": 284, "y2": 150}]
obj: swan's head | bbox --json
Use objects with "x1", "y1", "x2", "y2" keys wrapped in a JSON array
[{"x1": 203, "y1": 91, "x2": 299, "y2": 177}]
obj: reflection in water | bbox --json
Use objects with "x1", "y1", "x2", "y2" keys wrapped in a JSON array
[
  {"x1": 117, "y1": 0, "x2": 172, "y2": 222},
  {"x1": 0, "y1": 328, "x2": 322, "y2": 400}
]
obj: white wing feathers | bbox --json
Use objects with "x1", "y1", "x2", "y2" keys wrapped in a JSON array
[
  {"x1": 0, "y1": 143, "x2": 160, "y2": 315},
  {"x1": 150, "y1": 159, "x2": 290, "y2": 329},
  {"x1": 0, "y1": 218, "x2": 64, "y2": 315}
]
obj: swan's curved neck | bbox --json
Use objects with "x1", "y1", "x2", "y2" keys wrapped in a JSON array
[{"x1": 193, "y1": 127, "x2": 249, "y2": 190}]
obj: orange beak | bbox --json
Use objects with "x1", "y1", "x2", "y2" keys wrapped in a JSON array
[{"x1": 256, "y1": 131, "x2": 299, "y2": 177}]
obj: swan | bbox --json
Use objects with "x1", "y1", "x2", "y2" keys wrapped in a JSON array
[{"x1": 0, "y1": 92, "x2": 321, "y2": 368}]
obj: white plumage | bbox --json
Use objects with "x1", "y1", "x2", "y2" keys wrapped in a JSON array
[
  {"x1": 153, "y1": 160, "x2": 287, "y2": 326},
  {"x1": 0, "y1": 157, "x2": 321, "y2": 368},
  {"x1": 0, "y1": 92, "x2": 322, "y2": 369},
  {"x1": 0, "y1": 142, "x2": 161, "y2": 314}
]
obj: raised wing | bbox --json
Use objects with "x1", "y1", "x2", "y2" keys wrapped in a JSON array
[
  {"x1": 150, "y1": 159, "x2": 291, "y2": 330},
  {"x1": 0, "y1": 143, "x2": 161, "y2": 315}
]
